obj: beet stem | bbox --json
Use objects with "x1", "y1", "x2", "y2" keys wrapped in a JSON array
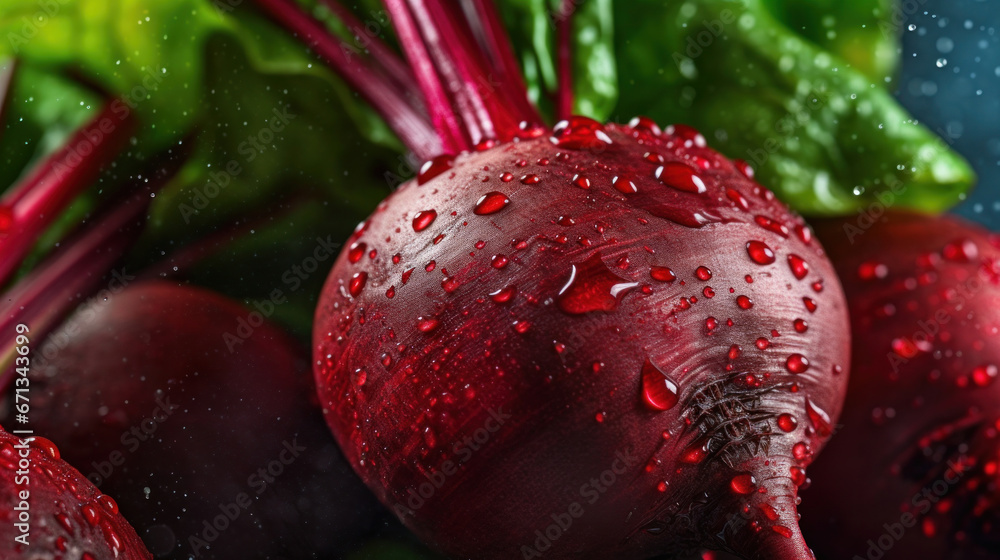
[
  {"x1": 412, "y1": 0, "x2": 523, "y2": 143},
  {"x1": 0, "y1": 149, "x2": 186, "y2": 388},
  {"x1": 381, "y1": 0, "x2": 469, "y2": 152},
  {"x1": 250, "y1": 0, "x2": 442, "y2": 159},
  {"x1": 555, "y1": 0, "x2": 574, "y2": 120},
  {"x1": 464, "y1": 0, "x2": 543, "y2": 125},
  {"x1": 313, "y1": 0, "x2": 423, "y2": 112},
  {"x1": 0, "y1": 101, "x2": 135, "y2": 286}
]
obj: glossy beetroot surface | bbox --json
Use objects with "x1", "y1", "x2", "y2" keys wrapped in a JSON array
[
  {"x1": 20, "y1": 282, "x2": 379, "y2": 559},
  {"x1": 0, "y1": 425, "x2": 151, "y2": 559},
  {"x1": 804, "y1": 212, "x2": 1000, "y2": 559},
  {"x1": 314, "y1": 119, "x2": 852, "y2": 559}
]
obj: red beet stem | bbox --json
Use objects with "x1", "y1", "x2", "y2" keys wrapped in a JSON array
[
  {"x1": 314, "y1": 0, "x2": 420, "y2": 108},
  {"x1": 0, "y1": 59, "x2": 16, "y2": 139},
  {"x1": 405, "y1": 0, "x2": 524, "y2": 144},
  {"x1": 554, "y1": 0, "x2": 574, "y2": 120},
  {"x1": 0, "y1": 101, "x2": 135, "y2": 286},
  {"x1": 250, "y1": 0, "x2": 442, "y2": 159},
  {"x1": 0, "y1": 149, "x2": 186, "y2": 388},
  {"x1": 381, "y1": 0, "x2": 467, "y2": 152},
  {"x1": 465, "y1": 0, "x2": 543, "y2": 125}
]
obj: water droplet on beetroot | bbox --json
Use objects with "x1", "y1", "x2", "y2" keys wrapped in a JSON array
[
  {"x1": 521, "y1": 174, "x2": 541, "y2": 185},
  {"x1": 786, "y1": 354, "x2": 810, "y2": 374},
  {"x1": 474, "y1": 192, "x2": 511, "y2": 215},
  {"x1": 558, "y1": 254, "x2": 638, "y2": 314},
  {"x1": 418, "y1": 155, "x2": 455, "y2": 185},
  {"x1": 349, "y1": 272, "x2": 368, "y2": 297},
  {"x1": 727, "y1": 188, "x2": 750, "y2": 211},
  {"x1": 641, "y1": 359, "x2": 680, "y2": 411},
  {"x1": 412, "y1": 210, "x2": 437, "y2": 232},
  {"x1": 795, "y1": 224, "x2": 813, "y2": 245},
  {"x1": 628, "y1": 115, "x2": 662, "y2": 135},
  {"x1": 695, "y1": 266, "x2": 712, "y2": 281},
  {"x1": 417, "y1": 317, "x2": 440, "y2": 333},
  {"x1": 551, "y1": 116, "x2": 613, "y2": 149},
  {"x1": 777, "y1": 413, "x2": 798, "y2": 432},
  {"x1": 348, "y1": 242, "x2": 367, "y2": 264},
  {"x1": 792, "y1": 442, "x2": 812, "y2": 461},
  {"x1": 681, "y1": 442, "x2": 707, "y2": 464},
  {"x1": 790, "y1": 466, "x2": 808, "y2": 486},
  {"x1": 655, "y1": 162, "x2": 706, "y2": 194},
  {"x1": 730, "y1": 473, "x2": 757, "y2": 494},
  {"x1": 736, "y1": 295, "x2": 754, "y2": 310},
  {"x1": 803, "y1": 297, "x2": 817, "y2": 313},
  {"x1": 492, "y1": 254, "x2": 509, "y2": 269},
  {"x1": 81, "y1": 504, "x2": 100, "y2": 526},
  {"x1": 613, "y1": 174, "x2": 638, "y2": 194},
  {"x1": 665, "y1": 123, "x2": 707, "y2": 147},
  {"x1": 442, "y1": 276, "x2": 460, "y2": 293},
  {"x1": 805, "y1": 397, "x2": 833, "y2": 437},
  {"x1": 734, "y1": 159, "x2": 755, "y2": 179},
  {"x1": 513, "y1": 320, "x2": 531, "y2": 334},
  {"x1": 650, "y1": 266, "x2": 676, "y2": 282},
  {"x1": 746, "y1": 241, "x2": 775, "y2": 264},
  {"x1": 772, "y1": 525, "x2": 793, "y2": 538},
  {"x1": 756, "y1": 337, "x2": 770, "y2": 350},
  {"x1": 793, "y1": 318, "x2": 808, "y2": 333},
  {"x1": 573, "y1": 174, "x2": 591, "y2": 189},
  {"x1": 787, "y1": 254, "x2": 809, "y2": 280},
  {"x1": 754, "y1": 215, "x2": 789, "y2": 237},
  {"x1": 490, "y1": 286, "x2": 516, "y2": 303},
  {"x1": 644, "y1": 151, "x2": 665, "y2": 164}
]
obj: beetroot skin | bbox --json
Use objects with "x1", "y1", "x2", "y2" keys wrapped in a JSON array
[
  {"x1": 804, "y1": 212, "x2": 1000, "y2": 559},
  {"x1": 0, "y1": 425, "x2": 151, "y2": 559},
  {"x1": 314, "y1": 120, "x2": 852, "y2": 559},
  {"x1": 19, "y1": 281, "x2": 380, "y2": 559}
]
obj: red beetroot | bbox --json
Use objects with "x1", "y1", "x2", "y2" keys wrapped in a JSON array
[
  {"x1": 17, "y1": 282, "x2": 380, "y2": 559},
  {"x1": 804, "y1": 212, "x2": 1000, "y2": 559},
  {"x1": 0, "y1": 425, "x2": 151, "y2": 559},
  {"x1": 247, "y1": 1, "x2": 853, "y2": 557},
  {"x1": 315, "y1": 119, "x2": 851, "y2": 560}
]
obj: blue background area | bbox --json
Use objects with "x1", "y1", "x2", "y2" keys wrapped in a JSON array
[{"x1": 895, "y1": 0, "x2": 1000, "y2": 228}]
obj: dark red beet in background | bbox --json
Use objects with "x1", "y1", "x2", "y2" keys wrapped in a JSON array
[
  {"x1": 804, "y1": 212, "x2": 1000, "y2": 559},
  {"x1": 13, "y1": 282, "x2": 380, "y2": 559},
  {"x1": 314, "y1": 118, "x2": 852, "y2": 559},
  {"x1": 0, "y1": 425, "x2": 151, "y2": 559}
]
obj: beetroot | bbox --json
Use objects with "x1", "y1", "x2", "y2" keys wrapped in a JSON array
[
  {"x1": 0, "y1": 424, "x2": 151, "y2": 559},
  {"x1": 803, "y1": 212, "x2": 1000, "y2": 559},
  {"x1": 246, "y1": 1, "x2": 852, "y2": 558},
  {"x1": 17, "y1": 282, "x2": 380, "y2": 559}
]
